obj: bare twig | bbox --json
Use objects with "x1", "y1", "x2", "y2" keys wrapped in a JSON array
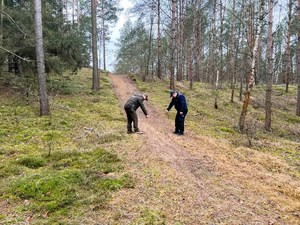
[{"x1": 0, "y1": 46, "x2": 33, "y2": 62}]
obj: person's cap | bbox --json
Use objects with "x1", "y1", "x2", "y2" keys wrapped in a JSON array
[{"x1": 170, "y1": 90, "x2": 176, "y2": 98}]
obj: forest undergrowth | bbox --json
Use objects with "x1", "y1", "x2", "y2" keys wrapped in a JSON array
[{"x1": 0, "y1": 69, "x2": 135, "y2": 224}]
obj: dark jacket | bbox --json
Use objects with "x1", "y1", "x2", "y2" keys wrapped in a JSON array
[
  {"x1": 167, "y1": 93, "x2": 188, "y2": 113},
  {"x1": 124, "y1": 95, "x2": 148, "y2": 115}
]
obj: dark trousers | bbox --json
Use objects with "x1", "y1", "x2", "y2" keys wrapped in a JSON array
[
  {"x1": 125, "y1": 108, "x2": 139, "y2": 132},
  {"x1": 175, "y1": 111, "x2": 187, "y2": 134}
]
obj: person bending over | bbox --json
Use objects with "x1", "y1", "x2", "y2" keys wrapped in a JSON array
[
  {"x1": 124, "y1": 93, "x2": 148, "y2": 134},
  {"x1": 167, "y1": 91, "x2": 188, "y2": 135}
]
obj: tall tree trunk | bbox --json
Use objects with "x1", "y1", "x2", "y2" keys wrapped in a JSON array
[
  {"x1": 177, "y1": 0, "x2": 184, "y2": 81},
  {"x1": 91, "y1": 0, "x2": 99, "y2": 91},
  {"x1": 170, "y1": 0, "x2": 176, "y2": 90},
  {"x1": 285, "y1": 0, "x2": 292, "y2": 93},
  {"x1": 229, "y1": 0, "x2": 236, "y2": 103},
  {"x1": 257, "y1": 36, "x2": 262, "y2": 84},
  {"x1": 186, "y1": 37, "x2": 191, "y2": 82},
  {"x1": 77, "y1": 0, "x2": 81, "y2": 28},
  {"x1": 0, "y1": 0, "x2": 3, "y2": 77},
  {"x1": 65, "y1": 0, "x2": 69, "y2": 24},
  {"x1": 145, "y1": 12, "x2": 154, "y2": 82},
  {"x1": 101, "y1": 0, "x2": 106, "y2": 71},
  {"x1": 72, "y1": 0, "x2": 75, "y2": 24},
  {"x1": 157, "y1": 0, "x2": 162, "y2": 79},
  {"x1": 265, "y1": 0, "x2": 274, "y2": 131},
  {"x1": 297, "y1": 0, "x2": 300, "y2": 116},
  {"x1": 34, "y1": 0, "x2": 50, "y2": 116},
  {"x1": 212, "y1": 0, "x2": 217, "y2": 85},
  {"x1": 196, "y1": 0, "x2": 203, "y2": 82},
  {"x1": 239, "y1": 0, "x2": 245, "y2": 101},
  {"x1": 219, "y1": 0, "x2": 224, "y2": 82},
  {"x1": 191, "y1": 0, "x2": 198, "y2": 89},
  {"x1": 0, "y1": 0, "x2": 3, "y2": 45},
  {"x1": 239, "y1": 0, "x2": 265, "y2": 133}
]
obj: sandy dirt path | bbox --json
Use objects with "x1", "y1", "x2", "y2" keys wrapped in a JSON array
[{"x1": 95, "y1": 74, "x2": 299, "y2": 225}]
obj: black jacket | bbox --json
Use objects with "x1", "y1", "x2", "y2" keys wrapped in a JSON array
[
  {"x1": 124, "y1": 95, "x2": 148, "y2": 115},
  {"x1": 167, "y1": 93, "x2": 188, "y2": 113}
]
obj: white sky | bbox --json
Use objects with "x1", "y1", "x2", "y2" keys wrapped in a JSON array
[{"x1": 106, "y1": 0, "x2": 133, "y2": 71}]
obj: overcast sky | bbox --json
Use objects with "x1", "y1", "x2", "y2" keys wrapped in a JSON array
[{"x1": 106, "y1": 0, "x2": 133, "y2": 71}]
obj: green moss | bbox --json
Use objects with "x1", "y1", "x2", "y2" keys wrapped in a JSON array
[
  {"x1": 0, "y1": 70, "x2": 135, "y2": 223},
  {"x1": 285, "y1": 115, "x2": 300, "y2": 124},
  {"x1": 16, "y1": 156, "x2": 46, "y2": 169},
  {"x1": 217, "y1": 126, "x2": 235, "y2": 134}
]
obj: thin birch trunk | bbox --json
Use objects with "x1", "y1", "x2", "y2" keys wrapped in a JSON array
[
  {"x1": 257, "y1": 36, "x2": 261, "y2": 84},
  {"x1": 239, "y1": 0, "x2": 245, "y2": 101},
  {"x1": 239, "y1": 0, "x2": 265, "y2": 133}
]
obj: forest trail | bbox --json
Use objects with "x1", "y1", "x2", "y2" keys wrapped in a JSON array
[{"x1": 96, "y1": 74, "x2": 300, "y2": 224}]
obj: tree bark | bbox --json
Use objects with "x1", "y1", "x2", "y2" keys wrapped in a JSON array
[
  {"x1": 170, "y1": 0, "x2": 176, "y2": 90},
  {"x1": 0, "y1": 0, "x2": 3, "y2": 77},
  {"x1": 265, "y1": 0, "x2": 274, "y2": 131},
  {"x1": 297, "y1": 0, "x2": 300, "y2": 116},
  {"x1": 177, "y1": 0, "x2": 184, "y2": 81},
  {"x1": 239, "y1": 0, "x2": 264, "y2": 133},
  {"x1": 34, "y1": 0, "x2": 50, "y2": 116},
  {"x1": 91, "y1": 0, "x2": 99, "y2": 91},
  {"x1": 219, "y1": 0, "x2": 224, "y2": 82},
  {"x1": 229, "y1": 0, "x2": 236, "y2": 103},
  {"x1": 285, "y1": 0, "x2": 292, "y2": 93},
  {"x1": 239, "y1": 0, "x2": 245, "y2": 101},
  {"x1": 101, "y1": 0, "x2": 106, "y2": 71},
  {"x1": 145, "y1": 11, "x2": 154, "y2": 82},
  {"x1": 157, "y1": 0, "x2": 162, "y2": 79},
  {"x1": 212, "y1": 0, "x2": 217, "y2": 85},
  {"x1": 65, "y1": 0, "x2": 69, "y2": 25}
]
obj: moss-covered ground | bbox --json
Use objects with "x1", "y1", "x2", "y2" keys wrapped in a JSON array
[{"x1": 0, "y1": 69, "x2": 134, "y2": 224}]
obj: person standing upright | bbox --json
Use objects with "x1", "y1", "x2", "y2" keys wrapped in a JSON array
[
  {"x1": 124, "y1": 93, "x2": 148, "y2": 134},
  {"x1": 166, "y1": 91, "x2": 188, "y2": 135}
]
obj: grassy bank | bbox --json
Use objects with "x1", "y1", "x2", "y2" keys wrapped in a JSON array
[
  {"x1": 0, "y1": 69, "x2": 133, "y2": 224},
  {"x1": 133, "y1": 75, "x2": 300, "y2": 174}
]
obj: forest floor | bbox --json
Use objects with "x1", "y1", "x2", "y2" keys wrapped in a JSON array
[
  {"x1": 95, "y1": 74, "x2": 300, "y2": 224},
  {"x1": 1, "y1": 70, "x2": 299, "y2": 224}
]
